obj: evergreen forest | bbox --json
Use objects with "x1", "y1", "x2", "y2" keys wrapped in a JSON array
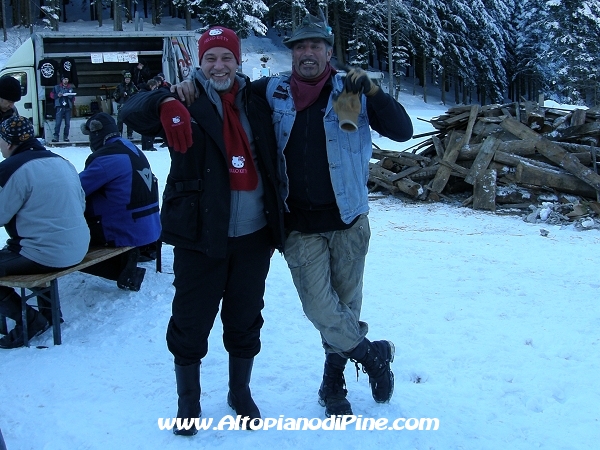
[{"x1": 2, "y1": 0, "x2": 600, "y2": 107}]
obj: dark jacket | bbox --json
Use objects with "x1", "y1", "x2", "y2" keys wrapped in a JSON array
[
  {"x1": 113, "y1": 81, "x2": 138, "y2": 106},
  {"x1": 119, "y1": 78, "x2": 285, "y2": 258},
  {"x1": 132, "y1": 61, "x2": 152, "y2": 86},
  {"x1": 79, "y1": 137, "x2": 161, "y2": 248}
]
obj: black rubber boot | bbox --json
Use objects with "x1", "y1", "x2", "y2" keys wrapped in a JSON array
[
  {"x1": 117, "y1": 248, "x2": 145, "y2": 291},
  {"x1": 318, "y1": 352, "x2": 353, "y2": 417},
  {"x1": 0, "y1": 305, "x2": 49, "y2": 349},
  {"x1": 227, "y1": 356, "x2": 260, "y2": 428},
  {"x1": 347, "y1": 338, "x2": 395, "y2": 403},
  {"x1": 173, "y1": 361, "x2": 201, "y2": 436}
]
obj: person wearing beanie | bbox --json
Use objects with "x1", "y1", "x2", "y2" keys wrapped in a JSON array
[
  {"x1": 50, "y1": 75, "x2": 76, "y2": 142},
  {"x1": 77, "y1": 112, "x2": 161, "y2": 291},
  {"x1": 0, "y1": 116, "x2": 90, "y2": 349},
  {"x1": 154, "y1": 73, "x2": 171, "y2": 89},
  {"x1": 0, "y1": 76, "x2": 22, "y2": 122},
  {"x1": 173, "y1": 11, "x2": 413, "y2": 418},
  {"x1": 119, "y1": 25, "x2": 284, "y2": 435},
  {"x1": 113, "y1": 71, "x2": 138, "y2": 139}
]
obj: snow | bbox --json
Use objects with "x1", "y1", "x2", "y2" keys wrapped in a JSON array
[{"x1": 1, "y1": 18, "x2": 599, "y2": 450}]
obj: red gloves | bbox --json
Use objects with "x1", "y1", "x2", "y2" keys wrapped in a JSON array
[{"x1": 159, "y1": 99, "x2": 193, "y2": 153}]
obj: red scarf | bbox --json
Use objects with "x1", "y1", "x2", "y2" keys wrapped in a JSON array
[
  {"x1": 290, "y1": 63, "x2": 334, "y2": 111},
  {"x1": 219, "y1": 80, "x2": 258, "y2": 191}
]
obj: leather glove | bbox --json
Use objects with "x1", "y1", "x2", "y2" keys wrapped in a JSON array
[
  {"x1": 159, "y1": 99, "x2": 193, "y2": 153},
  {"x1": 344, "y1": 68, "x2": 380, "y2": 97},
  {"x1": 333, "y1": 90, "x2": 361, "y2": 132}
]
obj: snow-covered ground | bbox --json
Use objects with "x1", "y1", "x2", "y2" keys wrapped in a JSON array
[{"x1": 1, "y1": 18, "x2": 599, "y2": 450}]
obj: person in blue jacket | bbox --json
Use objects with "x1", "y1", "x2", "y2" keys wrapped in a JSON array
[{"x1": 79, "y1": 112, "x2": 161, "y2": 291}]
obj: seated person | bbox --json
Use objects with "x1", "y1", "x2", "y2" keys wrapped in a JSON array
[
  {"x1": 0, "y1": 116, "x2": 90, "y2": 349},
  {"x1": 79, "y1": 113, "x2": 161, "y2": 291}
]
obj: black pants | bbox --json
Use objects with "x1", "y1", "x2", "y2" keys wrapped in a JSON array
[
  {"x1": 166, "y1": 227, "x2": 271, "y2": 365},
  {"x1": 141, "y1": 135, "x2": 155, "y2": 150},
  {"x1": 80, "y1": 249, "x2": 136, "y2": 282},
  {"x1": 0, "y1": 249, "x2": 63, "y2": 324}
]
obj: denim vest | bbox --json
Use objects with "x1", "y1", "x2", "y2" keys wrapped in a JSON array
[{"x1": 265, "y1": 75, "x2": 372, "y2": 224}]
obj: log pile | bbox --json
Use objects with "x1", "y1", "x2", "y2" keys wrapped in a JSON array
[{"x1": 369, "y1": 100, "x2": 600, "y2": 225}]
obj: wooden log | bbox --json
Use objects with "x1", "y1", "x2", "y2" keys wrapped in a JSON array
[
  {"x1": 494, "y1": 150, "x2": 561, "y2": 171},
  {"x1": 465, "y1": 136, "x2": 501, "y2": 185},
  {"x1": 369, "y1": 162, "x2": 396, "y2": 182},
  {"x1": 430, "y1": 130, "x2": 463, "y2": 193},
  {"x1": 369, "y1": 177, "x2": 399, "y2": 194},
  {"x1": 495, "y1": 186, "x2": 536, "y2": 205},
  {"x1": 438, "y1": 159, "x2": 469, "y2": 177},
  {"x1": 554, "y1": 142, "x2": 599, "y2": 154},
  {"x1": 389, "y1": 166, "x2": 422, "y2": 182},
  {"x1": 367, "y1": 163, "x2": 423, "y2": 197},
  {"x1": 408, "y1": 165, "x2": 441, "y2": 181},
  {"x1": 556, "y1": 122, "x2": 600, "y2": 140},
  {"x1": 500, "y1": 117, "x2": 600, "y2": 192},
  {"x1": 431, "y1": 105, "x2": 480, "y2": 194},
  {"x1": 432, "y1": 135, "x2": 445, "y2": 159},
  {"x1": 473, "y1": 169, "x2": 497, "y2": 211},
  {"x1": 372, "y1": 149, "x2": 430, "y2": 164},
  {"x1": 488, "y1": 161, "x2": 515, "y2": 178},
  {"x1": 514, "y1": 162, "x2": 598, "y2": 198},
  {"x1": 438, "y1": 110, "x2": 472, "y2": 128},
  {"x1": 394, "y1": 178, "x2": 424, "y2": 197},
  {"x1": 571, "y1": 109, "x2": 587, "y2": 126},
  {"x1": 458, "y1": 140, "x2": 537, "y2": 160}
]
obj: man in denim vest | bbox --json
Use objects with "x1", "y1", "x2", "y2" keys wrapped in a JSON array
[{"x1": 252, "y1": 13, "x2": 413, "y2": 417}]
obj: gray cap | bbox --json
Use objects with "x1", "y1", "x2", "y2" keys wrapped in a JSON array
[{"x1": 283, "y1": 13, "x2": 334, "y2": 49}]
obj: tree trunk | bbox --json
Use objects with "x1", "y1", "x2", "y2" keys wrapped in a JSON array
[
  {"x1": 113, "y1": 0, "x2": 122, "y2": 31},
  {"x1": 422, "y1": 54, "x2": 427, "y2": 103},
  {"x1": 332, "y1": 3, "x2": 344, "y2": 65}
]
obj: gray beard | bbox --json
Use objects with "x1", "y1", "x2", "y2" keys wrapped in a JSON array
[{"x1": 208, "y1": 77, "x2": 232, "y2": 92}]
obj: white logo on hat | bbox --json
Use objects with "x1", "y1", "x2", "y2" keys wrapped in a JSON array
[
  {"x1": 209, "y1": 29, "x2": 223, "y2": 36},
  {"x1": 172, "y1": 116, "x2": 181, "y2": 124}
]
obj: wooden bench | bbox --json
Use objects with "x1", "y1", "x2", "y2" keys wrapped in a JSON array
[{"x1": 0, "y1": 246, "x2": 133, "y2": 347}]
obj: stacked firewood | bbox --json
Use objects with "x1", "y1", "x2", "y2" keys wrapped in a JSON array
[{"x1": 369, "y1": 100, "x2": 600, "y2": 221}]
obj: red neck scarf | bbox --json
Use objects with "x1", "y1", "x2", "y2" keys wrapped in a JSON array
[
  {"x1": 290, "y1": 63, "x2": 334, "y2": 111},
  {"x1": 219, "y1": 80, "x2": 258, "y2": 191}
]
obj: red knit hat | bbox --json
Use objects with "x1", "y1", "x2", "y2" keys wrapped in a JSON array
[{"x1": 198, "y1": 27, "x2": 240, "y2": 64}]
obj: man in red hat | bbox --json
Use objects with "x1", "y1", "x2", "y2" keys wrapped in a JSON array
[{"x1": 119, "y1": 26, "x2": 284, "y2": 435}]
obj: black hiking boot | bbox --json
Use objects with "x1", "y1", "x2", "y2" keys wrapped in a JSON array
[
  {"x1": 0, "y1": 306, "x2": 50, "y2": 349},
  {"x1": 318, "y1": 352, "x2": 353, "y2": 417},
  {"x1": 227, "y1": 356, "x2": 260, "y2": 429},
  {"x1": 348, "y1": 338, "x2": 395, "y2": 403},
  {"x1": 173, "y1": 361, "x2": 201, "y2": 436}
]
